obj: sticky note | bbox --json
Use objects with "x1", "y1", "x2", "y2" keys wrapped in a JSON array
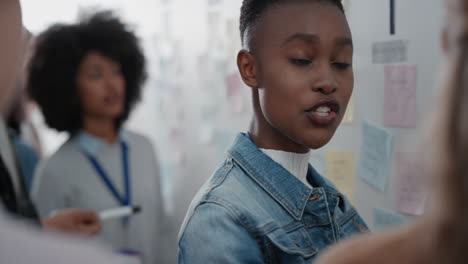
[
  {"x1": 384, "y1": 65, "x2": 417, "y2": 128},
  {"x1": 372, "y1": 40, "x2": 408, "y2": 64},
  {"x1": 159, "y1": 163, "x2": 174, "y2": 214},
  {"x1": 358, "y1": 121, "x2": 394, "y2": 191},
  {"x1": 342, "y1": 97, "x2": 355, "y2": 124},
  {"x1": 207, "y1": 0, "x2": 223, "y2": 6},
  {"x1": 395, "y1": 152, "x2": 427, "y2": 215},
  {"x1": 225, "y1": 72, "x2": 245, "y2": 114},
  {"x1": 373, "y1": 207, "x2": 408, "y2": 230},
  {"x1": 169, "y1": 127, "x2": 186, "y2": 165},
  {"x1": 200, "y1": 104, "x2": 219, "y2": 121},
  {"x1": 199, "y1": 124, "x2": 215, "y2": 145},
  {"x1": 326, "y1": 151, "x2": 355, "y2": 203}
]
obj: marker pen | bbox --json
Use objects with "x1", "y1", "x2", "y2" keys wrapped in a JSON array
[{"x1": 99, "y1": 205, "x2": 141, "y2": 221}]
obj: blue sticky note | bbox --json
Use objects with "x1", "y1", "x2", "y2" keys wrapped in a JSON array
[
  {"x1": 159, "y1": 163, "x2": 174, "y2": 213},
  {"x1": 358, "y1": 121, "x2": 394, "y2": 191},
  {"x1": 373, "y1": 207, "x2": 407, "y2": 230}
]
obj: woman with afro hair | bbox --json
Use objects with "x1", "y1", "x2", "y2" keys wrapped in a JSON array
[{"x1": 28, "y1": 11, "x2": 164, "y2": 264}]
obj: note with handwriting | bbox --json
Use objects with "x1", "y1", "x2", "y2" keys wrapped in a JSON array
[
  {"x1": 372, "y1": 40, "x2": 408, "y2": 64},
  {"x1": 395, "y1": 152, "x2": 427, "y2": 215},
  {"x1": 358, "y1": 121, "x2": 394, "y2": 191},
  {"x1": 326, "y1": 151, "x2": 355, "y2": 203},
  {"x1": 384, "y1": 65, "x2": 417, "y2": 128},
  {"x1": 373, "y1": 207, "x2": 408, "y2": 230}
]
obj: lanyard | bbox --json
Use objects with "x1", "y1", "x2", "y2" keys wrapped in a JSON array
[{"x1": 83, "y1": 142, "x2": 131, "y2": 206}]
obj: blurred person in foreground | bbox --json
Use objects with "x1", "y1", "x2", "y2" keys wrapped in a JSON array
[
  {"x1": 0, "y1": 2, "x2": 101, "y2": 236},
  {"x1": 0, "y1": 0, "x2": 125, "y2": 263},
  {"x1": 316, "y1": 0, "x2": 468, "y2": 263}
]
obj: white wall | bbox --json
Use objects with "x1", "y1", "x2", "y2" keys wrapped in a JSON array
[
  {"x1": 345, "y1": 0, "x2": 444, "y2": 226},
  {"x1": 138, "y1": 0, "x2": 445, "y2": 232},
  {"x1": 21, "y1": 0, "x2": 445, "y2": 261}
]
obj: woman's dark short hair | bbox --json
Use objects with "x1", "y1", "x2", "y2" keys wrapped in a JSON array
[
  {"x1": 239, "y1": 0, "x2": 344, "y2": 48},
  {"x1": 27, "y1": 11, "x2": 146, "y2": 133}
]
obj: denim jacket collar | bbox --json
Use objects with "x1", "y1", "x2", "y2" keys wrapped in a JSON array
[{"x1": 227, "y1": 133, "x2": 340, "y2": 220}]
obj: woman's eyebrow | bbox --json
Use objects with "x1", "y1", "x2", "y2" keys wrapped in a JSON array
[
  {"x1": 334, "y1": 37, "x2": 353, "y2": 48},
  {"x1": 281, "y1": 33, "x2": 353, "y2": 49},
  {"x1": 281, "y1": 33, "x2": 319, "y2": 46}
]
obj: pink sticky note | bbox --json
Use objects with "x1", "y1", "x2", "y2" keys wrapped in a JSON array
[
  {"x1": 384, "y1": 65, "x2": 417, "y2": 128},
  {"x1": 225, "y1": 72, "x2": 245, "y2": 114},
  {"x1": 225, "y1": 72, "x2": 241, "y2": 97},
  {"x1": 169, "y1": 127, "x2": 186, "y2": 165},
  {"x1": 395, "y1": 152, "x2": 427, "y2": 215}
]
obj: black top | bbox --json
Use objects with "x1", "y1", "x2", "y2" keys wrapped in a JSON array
[
  {"x1": 0, "y1": 156, "x2": 18, "y2": 212},
  {"x1": 0, "y1": 155, "x2": 39, "y2": 221}
]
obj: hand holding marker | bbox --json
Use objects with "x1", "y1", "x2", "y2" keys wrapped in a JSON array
[{"x1": 99, "y1": 206, "x2": 141, "y2": 221}]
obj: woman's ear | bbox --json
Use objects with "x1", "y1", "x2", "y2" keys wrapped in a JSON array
[{"x1": 237, "y1": 49, "x2": 259, "y2": 89}]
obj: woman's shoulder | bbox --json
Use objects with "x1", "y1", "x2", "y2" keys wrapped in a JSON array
[
  {"x1": 122, "y1": 130, "x2": 157, "y2": 155},
  {"x1": 37, "y1": 140, "x2": 81, "y2": 170},
  {"x1": 122, "y1": 130, "x2": 153, "y2": 146},
  {"x1": 32, "y1": 140, "x2": 82, "y2": 187}
]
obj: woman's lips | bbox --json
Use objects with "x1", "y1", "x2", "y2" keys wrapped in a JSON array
[
  {"x1": 104, "y1": 94, "x2": 122, "y2": 105},
  {"x1": 305, "y1": 99, "x2": 340, "y2": 126}
]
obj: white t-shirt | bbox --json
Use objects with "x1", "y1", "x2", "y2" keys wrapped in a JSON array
[
  {"x1": 32, "y1": 130, "x2": 164, "y2": 264},
  {"x1": 261, "y1": 148, "x2": 312, "y2": 188}
]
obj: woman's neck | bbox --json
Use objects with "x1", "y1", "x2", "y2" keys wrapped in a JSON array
[
  {"x1": 249, "y1": 93, "x2": 309, "y2": 153},
  {"x1": 82, "y1": 117, "x2": 118, "y2": 144}
]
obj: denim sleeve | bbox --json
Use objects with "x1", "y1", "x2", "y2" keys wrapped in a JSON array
[{"x1": 178, "y1": 202, "x2": 264, "y2": 264}]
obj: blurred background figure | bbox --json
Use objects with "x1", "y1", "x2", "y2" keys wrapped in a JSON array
[
  {"x1": 0, "y1": 27, "x2": 39, "y2": 221},
  {"x1": 6, "y1": 28, "x2": 41, "y2": 192},
  {"x1": 28, "y1": 10, "x2": 164, "y2": 264},
  {"x1": 0, "y1": 0, "x2": 126, "y2": 263}
]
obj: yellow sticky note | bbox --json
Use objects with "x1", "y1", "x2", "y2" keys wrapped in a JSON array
[
  {"x1": 343, "y1": 97, "x2": 354, "y2": 124},
  {"x1": 326, "y1": 151, "x2": 355, "y2": 204}
]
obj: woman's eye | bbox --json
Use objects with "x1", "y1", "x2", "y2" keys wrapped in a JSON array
[
  {"x1": 112, "y1": 69, "x2": 122, "y2": 76},
  {"x1": 112, "y1": 65, "x2": 122, "y2": 75},
  {"x1": 88, "y1": 72, "x2": 101, "y2": 80},
  {"x1": 333, "y1": 62, "x2": 352, "y2": 70},
  {"x1": 290, "y1": 58, "x2": 312, "y2": 66}
]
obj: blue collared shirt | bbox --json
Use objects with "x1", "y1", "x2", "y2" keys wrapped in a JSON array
[
  {"x1": 178, "y1": 133, "x2": 368, "y2": 263},
  {"x1": 73, "y1": 130, "x2": 130, "y2": 156}
]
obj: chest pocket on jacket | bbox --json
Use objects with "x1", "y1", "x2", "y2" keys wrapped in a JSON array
[
  {"x1": 338, "y1": 210, "x2": 369, "y2": 239},
  {"x1": 333, "y1": 195, "x2": 369, "y2": 238},
  {"x1": 263, "y1": 225, "x2": 318, "y2": 263}
]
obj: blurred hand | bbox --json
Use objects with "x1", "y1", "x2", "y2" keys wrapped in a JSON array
[{"x1": 41, "y1": 209, "x2": 101, "y2": 236}]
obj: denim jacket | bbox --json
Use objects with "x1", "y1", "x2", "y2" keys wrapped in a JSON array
[{"x1": 178, "y1": 133, "x2": 368, "y2": 263}]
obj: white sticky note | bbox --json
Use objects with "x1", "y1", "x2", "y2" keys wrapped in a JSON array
[{"x1": 372, "y1": 40, "x2": 408, "y2": 64}]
